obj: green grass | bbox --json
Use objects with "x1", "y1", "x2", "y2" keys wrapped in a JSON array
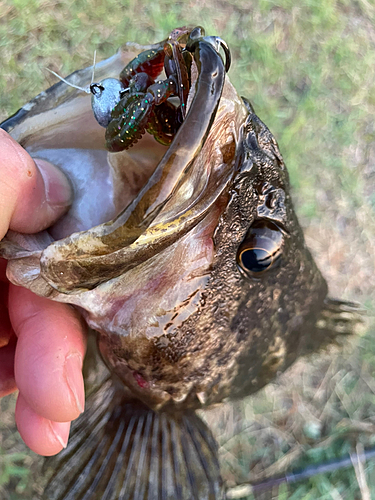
[{"x1": 1, "y1": 0, "x2": 375, "y2": 498}]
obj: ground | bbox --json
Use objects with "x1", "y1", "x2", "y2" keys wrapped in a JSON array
[{"x1": 0, "y1": 1, "x2": 375, "y2": 499}]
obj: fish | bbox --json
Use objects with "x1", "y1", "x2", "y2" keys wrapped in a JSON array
[{"x1": 0, "y1": 27, "x2": 361, "y2": 500}]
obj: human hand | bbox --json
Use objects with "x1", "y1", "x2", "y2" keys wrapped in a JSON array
[{"x1": 0, "y1": 129, "x2": 87, "y2": 456}]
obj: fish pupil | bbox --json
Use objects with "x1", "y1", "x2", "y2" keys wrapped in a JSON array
[{"x1": 240, "y1": 247, "x2": 272, "y2": 273}]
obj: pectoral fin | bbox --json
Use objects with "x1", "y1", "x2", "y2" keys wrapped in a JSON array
[{"x1": 43, "y1": 381, "x2": 223, "y2": 500}]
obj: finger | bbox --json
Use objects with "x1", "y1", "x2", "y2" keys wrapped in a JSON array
[
  {"x1": 9, "y1": 285, "x2": 87, "y2": 422},
  {"x1": 15, "y1": 393, "x2": 70, "y2": 456},
  {"x1": 0, "y1": 129, "x2": 73, "y2": 238},
  {"x1": 0, "y1": 335, "x2": 17, "y2": 397}
]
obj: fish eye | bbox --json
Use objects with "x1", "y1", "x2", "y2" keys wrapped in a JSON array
[{"x1": 237, "y1": 220, "x2": 284, "y2": 276}]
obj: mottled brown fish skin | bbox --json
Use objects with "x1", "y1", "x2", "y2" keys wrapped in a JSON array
[{"x1": 97, "y1": 107, "x2": 328, "y2": 412}]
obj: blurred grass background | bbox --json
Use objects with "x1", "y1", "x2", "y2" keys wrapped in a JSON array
[{"x1": 0, "y1": 0, "x2": 375, "y2": 498}]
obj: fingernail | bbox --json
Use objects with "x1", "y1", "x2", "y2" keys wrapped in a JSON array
[
  {"x1": 35, "y1": 159, "x2": 73, "y2": 208},
  {"x1": 64, "y1": 353, "x2": 85, "y2": 414},
  {"x1": 50, "y1": 421, "x2": 69, "y2": 449}
]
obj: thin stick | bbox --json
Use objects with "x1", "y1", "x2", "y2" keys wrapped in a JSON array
[{"x1": 351, "y1": 443, "x2": 371, "y2": 500}]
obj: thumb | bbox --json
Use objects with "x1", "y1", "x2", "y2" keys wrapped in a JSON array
[{"x1": 0, "y1": 129, "x2": 73, "y2": 239}]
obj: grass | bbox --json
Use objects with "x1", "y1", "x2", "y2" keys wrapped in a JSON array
[
  {"x1": 1, "y1": 0, "x2": 375, "y2": 498},
  {"x1": 209, "y1": 329, "x2": 375, "y2": 500}
]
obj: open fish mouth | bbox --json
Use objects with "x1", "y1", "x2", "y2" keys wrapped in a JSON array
[{"x1": 1, "y1": 40, "x2": 247, "y2": 297}]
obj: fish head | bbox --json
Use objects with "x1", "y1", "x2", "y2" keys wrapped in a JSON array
[
  {"x1": 1, "y1": 37, "x2": 347, "y2": 413},
  {"x1": 95, "y1": 100, "x2": 329, "y2": 410}
]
